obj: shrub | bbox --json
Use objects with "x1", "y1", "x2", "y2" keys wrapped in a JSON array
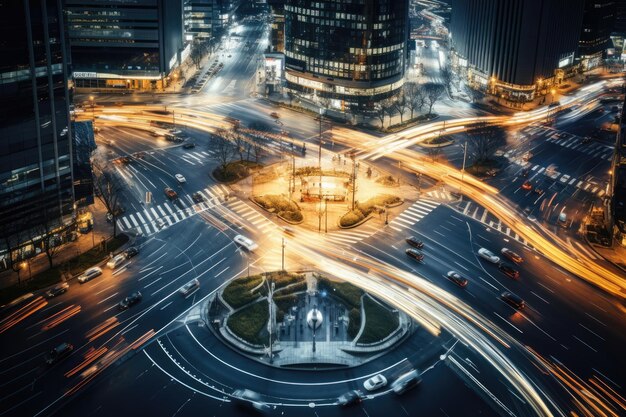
[
  {"x1": 228, "y1": 300, "x2": 269, "y2": 345},
  {"x1": 347, "y1": 308, "x2": 362, "y2": 339},
  {"x1": 339, "y1": 210, "x2": 365, "y2": 227},
  {"x1": 317, "y1": 276, "x2": 363, "y2": 309},
  {"x1": 357, "y1": 296, "x2": 399, "y2": 344},
  {"x1": 222, "y1": 274, "x2": 263, "y2": 309}
]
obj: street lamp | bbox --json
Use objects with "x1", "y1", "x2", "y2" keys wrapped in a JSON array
[
  {"x1": 550, "y1": 88, "x2": 556, "y2": 103},
  {"x1": 89, "y1": 95, "x2": 95, "y2": 123}
]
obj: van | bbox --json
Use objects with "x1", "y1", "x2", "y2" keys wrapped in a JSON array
[
  {"x1": 107, "y1": 254, "x2": 126, "y2": 269},
  {"x1": 391, "y1": 369, "x2": 421, "y2": 395}
]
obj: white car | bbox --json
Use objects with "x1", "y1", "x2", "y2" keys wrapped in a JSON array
[
  {"x1": 175, "y1": 174, "x2": 186, "y2": 183},
  {"x1": 179, "y1": 279, "x2": 200, "y2": 297},
  {"x1": 478, "y1": 248, "x2": 500, "y2": 264},
  {"x1": 234, "y1": 235, "x2": 258, "y2": 251},
  {"x1": 77, "y1": 267, "x2": 102, "y2": 283},
  {"x1": 363, "y1": 374, "x2": 388, "y2": 391},
  {"x1": 106, "y1": 254, "x2": 126, "y2": 269}
]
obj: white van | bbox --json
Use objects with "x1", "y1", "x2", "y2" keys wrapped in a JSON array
[{"x1": 107, "y1": 254, "x2": 126, "y2": 269}]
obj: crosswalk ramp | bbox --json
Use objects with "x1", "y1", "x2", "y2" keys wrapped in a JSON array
[
  {"x1": 387, "y1": 199, "x2": 440, "y2": 232},
  {"x1": 116, "y1": 184, "x2": 231, "y2": 236},
  {"x1": 459, "y1": 201, "x2": 529, "y2": 245}
]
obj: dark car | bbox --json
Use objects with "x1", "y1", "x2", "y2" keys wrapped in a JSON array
[
  {"x1": 182, "y1": 142, "x2": 196, "y2": 149},
  {"x1": 406, "y1": 236, "x2": 424, "y2": 249},
  {"x1": 192, "y1": 192, "x2": 204, "y2": 203},
  {"x1": 45, "y1": 282, "x2": 69, "y2": 298},
  {"x1": 45, "y1": 342, "x2": 73, "y2": 365},
  {"x1": 124, "y1": 246, "x2": 139, "y2": 259},
  {"x1": 446, "y1": 271, "x2": 468, "y2": 288},
  {"x1": 501, "y1": 248, "x2": 523, "y2": 263},
  {"x1": 582, "y1": 136, "x2": 592, "y2": 144},
  {"x1": 533, "y1": 187, "x2": 544, "y2": 195},
  {"x1": 337, "y1": 390, "x2": 363, "y2": 406},
  {"x1": 501, "y1": 291, "x2": 526, "y2": 310},
  {"x1": 498, "y1": 262, "x2": 520, "y2": 279},
  {"x1": 164, "y1": 187, "x2": 178, "y2": 200},
  {"x1": 405, "y1": 248, "x2": 424, "y2": 262},
  {"x1": 118, "y1": 291, "x2": 142, "y2": 310}
]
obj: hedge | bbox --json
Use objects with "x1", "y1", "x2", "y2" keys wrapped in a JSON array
[
  {"x1": 222, "y1": 275, "x2": 263, "y2": 309},
  {"x1": 227, "y1": 300, "x2": 269, "y2": 346}
]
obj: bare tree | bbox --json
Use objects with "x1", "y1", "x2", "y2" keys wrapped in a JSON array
[
  {"x1": 466, "y1": 124, "x2": 506, "y2": 164},
  {"x1": 440, "y1": 67, "x2": 453, "y2": 92},
  {"x1": 215, "y1": 136, "x2": 235, "y2": 172},
  {"x1": 375, "y1": 103, "x2": 387, "y2": 128},
  {"x1": 424, "y1": 83, "x2": 445, "y2": 115},
  {"x1": 405, "y1": 83, "x2": 425, "y2": 119},
  {"x1": 233, "y1": 133, "x2": 247, "y2": 161},
  {"x1": 393, "y1": 93, "x2": 409, "y2": 123},
  {"x1": 93, "y1": 163, "x2": 124, "y2": 238},
  {"x1": 35, "y1": 208, "x2": 63, "y2": 269},
  {"x1": 251, "y1": 137, "x2": 264, "y2": 163},
  {"x1": 190, "y1": 42, "x2": 207, "y2": 69}
]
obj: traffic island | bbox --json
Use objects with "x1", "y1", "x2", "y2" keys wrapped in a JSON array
[
  {"x1": 339, "y1": 195, "x2": 403, "y2": 228},
  {"x1": 206, "y1": 271, "x2": 413, "y2": 368}
]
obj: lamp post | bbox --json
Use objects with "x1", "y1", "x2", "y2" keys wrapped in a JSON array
[
  {"x1": 281, "y1": 238, "x2": 285, "y2": 271},
  {"x1": 89, "y1": 95, "x2": 95, "y2": 123},
  {"x1": 460, "y1": 141, "x2": 468, "y2": 195},
  {"x1": 550, "y1": 88, "x2": 556, "y2": 103}
]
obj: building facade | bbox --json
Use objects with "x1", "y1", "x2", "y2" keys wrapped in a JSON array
[
  {"x1": 284, "y1": 0, "x2": 409, "y2": 108},
  {"x1": 184, "y1": 0, "x2": 230, "y2": 43},
  {"x1": 450, "y1": 0, "x2": 585, "y2": 101},
  {"x1": 65, "y1": 0, "x2": 183, "y2": 91},
  {"x1": 578, "y1": 0, "x2": 616, "y2": 70},
  {"x1": 0, "y1": 0, "x2": 76, "y2": 267}
]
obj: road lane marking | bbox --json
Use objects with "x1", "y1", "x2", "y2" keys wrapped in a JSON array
[{"x1": 97, "y1": 292, "x2": 119, "y2": 305}]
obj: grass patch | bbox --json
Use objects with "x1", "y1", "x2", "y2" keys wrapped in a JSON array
[
  {"x1": 348, "y1": 308, "x2": 361, "y2": 339},
  {"x1": 339, "y1": 194, "x2": 401, "y2": 227},
  {"x1": 0, "y1": 235, "x2": 128, "y2": 306},
  {"x1": 295, "y1": 166, "x2": 350, "y2": 178},
  {"x1": 227, "y1": 300, "x2": 269, "y2": 346},
  {"x1": 357, "y1": 296, "x2": 399, "y2": 344},
  {"x1": 254, "y1": 195, "x2": 303, "y2": 223},
  {"x1": 222, "y1": 275, "x2": 263, "y2": 309},
  {"x1": 317, "y1": 276, "x2": 362, "y2": 310},
  {"x1": 214, "y1": 160, "x2": 261, "y2": 182}
]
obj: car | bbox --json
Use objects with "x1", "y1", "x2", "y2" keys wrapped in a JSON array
[
  {"x1": 498, "y1": 262, "x2": 520, "y2": 279},
  {"x1": 118, "y1": 291, "x2": 142, "y2": 310},
  {"x1": 77, "y1": 266, "x2": 102, "y2": 283},
  {"x1": 478, "y1": 248, "x2": 500, "y2": 264},
  {"x1": 485, "y1": 168, "x2": 497, "y2": 177},
  {"x1": 533, "y1": 187, "x2": 544, "y2": 195},
  {"x1": 405, "y1": 236, "x2": 424, "y2": 249},
  {"x1": 232, "y1": 389, "x2": 270, "y2": 412},
  {"x1": 169, "y1": 128, "x2": 182, "y2": 135},
  {"x1": 446, "y1": 271, "x2": 469, "y2": 288},
  {"x1": 234, "y1": 234, "x2": 259, "y2": 251},
  {"x1": 501, "y1": 248, "x2": 523, "y2": 263},
  {"x1": 582, "y1": 136, "x2": 592, "y2": 144},
  {"x1": 501, "y1": 291, "x2": 526, "y2": 309},
  {"x1": 45, "y1": 342, "x2": 74, "y2": 365},
  {"x1": 521, "y1": 181, "x2": 533, "y2": 191},
  {"x1": 124, "y1": 246, "x2": 139, "y2": 259},
  {"x1": 337, "y1": 390, "x2": 363, "y2": 406},
  {"x1": 182, "y1": 142, "x2": 196, "y2": 149},
  {"x1": 282, "y1": 226, "x2": 295, "y2": 236},
  {"x1": 191, "y1": 192, "x2": 204, "y2": 203},
  {"x1": 179, "y1": 279, "x2": 200, "y2": 297},
  {"x1": 405, "y1": 248, "x2": 424, "y2": 262},
  {"x1": 391, "y1": 369, "x2": 422, "y2": 395},
  {"x1": 150, "y1": 130, "x2": 161, "y2": 137},
  {"x1": 164, "y1": 187, "x2": 178, "y2": 200},
  {"x1": 175, "y1": 174, "x2": 186, "y2": 183},
  {"x1": 363, "y1": 374, "x2": 388, "y2": 391},
  {"x1": 107, "y1": 253, "x2": 126, "y2": 269},
  {"x1": 270, "y1": 112, "x2": 280, "y2": 119},
  {"x1": 45, "y1": 282, "x2": 69, "y2": 298}
]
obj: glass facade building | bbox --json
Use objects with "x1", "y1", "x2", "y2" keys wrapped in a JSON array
[
  {"x1": 284, "y1": 0, "x2": 409, "y2": 107},
  {"x1": 0, "y1": 0, "x2": 75, "y2": 263}
]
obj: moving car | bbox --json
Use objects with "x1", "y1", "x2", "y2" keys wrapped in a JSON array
[
  {"x1": 498, "y1": 262, "x2": 520, "y2": 279},
  {"x1": 179, "y1": 279, "x2": 200, "y2": 297},
  {"x1": 363, "y1": 374, "x2": 388, "y2": 391},
  {"x1": 45, "y1": 282, "x2": 69, "y2": 298},
  {"x1": 501, "y1": 248, "x2": 523, "y2": 263},
  {"x1": 521, "y1": 181, "x2": 533, "y2": 191},
  {"x1": 192, "y1": 192, "x2": 204, "y2": 203},
  {"x1": 391, "y1": 369, "x2": 421, "y2": 395},
  {"x1": 124, "y1": 246, "x2": 139, "y2": 259},
  {"x1": 405, "y1": 248, "x2": 424, "y2": 262},
  {"x1": 232, "y1": 389, "x2": 270, "y2": 412},
  {"x1": 77, "y1": 266, "x2": 102, "y2": 283},
  {"x1": 45, "y1": 342, "x2": 73, "y2": 365},
  {"x1": 118, "y1": 291, "x2": 142, "y2": 310},
  {"x1": 269, "y1": 112, "x2": 280, "y2": 119},
  {"x1": 501, "y1": 291, "x2": 526, "y2": 309},
  {"x1": 478, "y1": 248, "x2": 500, "y2": 264},
  {"x1": 164, "y1": 187, "x2": 178, "y2": 200},
  {"x1": 107, "y1": 254, "x2": 126, "y2": 269},
  {"x1": 337, "y1": 390, "x2": 363, "y2": 406},
  {"x1": 405, "y1": 236, "x2": 424, "y2": 249},
  {"x1": 182, "y1": 142, "x2": 196, "y2": 149},
  {"x1": 446, "y1": 271, "x2": 469, "y2": 288},
  {"x1": 234, "y1": 234, "x2": 258, "y2": 251},
  {"x1": 175, "y1": 174, "x2": 186, "y2": 183}
]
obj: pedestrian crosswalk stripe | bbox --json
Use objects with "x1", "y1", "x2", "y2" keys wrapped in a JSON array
[
  {"x1": 165, "y1": 217, "x2": 174, "y2": 225},
  {"x1": 136, "y1": 212, "x2": 146, "y2": 224},
  {"x1": 393, "y1": 217, "x2": 416, "y2": 226},
  {"x1": 157, "y1": 206, "x2": 166, "y2": 216},
  {"x1": 129, "y1": 214, "x2": 139, "y2": 227},
  {"x1": 143, "y1": 209, "x2": 153, "y2": 221},
  {"x1": 164, "y1": 203, "x2": 174, "y2": 214}
]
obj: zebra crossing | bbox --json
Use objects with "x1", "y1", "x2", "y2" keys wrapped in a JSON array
[
  {"x1": 458, "y1": 201, "x2": 529, "y2": 245},
  {"x1": 520, "y1": 125, "x2": 614, "y2": 161},
  {"x1": 325, "y1": 224, "x2": 381, "y2": 247},
  {"x1": 116, "y1": 184, "x2": 231, "y2": 236},
  {"x1": 387, "y1": 199, "x2": 440, "y2": 232},
  {"x1": 425, "y1": 189, "x2": 457, "y2": 202},
  {"x1": 178, "y1": 150, "x2": 216, "y2": 166}
]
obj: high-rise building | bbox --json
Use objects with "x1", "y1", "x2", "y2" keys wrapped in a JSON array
[
  {"x1": 65, "y1": 0, "x2": 183, "y2": 91},
  {"x1": 183, "y1": 0, "x2": 229, "y2": 43},
  {"x1": 268, "y1": 0, "x2": 285, "y2": 53},
  {"x1": 0, "y1": 0, "x2": 76, "y2": 266},
  {"x1": 578, "y1": 0, "x2": 616, "y2": 70},
  {"x1": 284, "y1": 0, "x2": 409, "y2": 108},
  {"x1": 450, "y1": 0, "x2": 585, "y2": 101}
]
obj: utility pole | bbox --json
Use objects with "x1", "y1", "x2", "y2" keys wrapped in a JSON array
[
  {"x1": 460, "y1": 141, "x2": 468, "y2": 195},
  {"x1": 267, "y1": 274, "x2": 275, "y2": 364},
  {"x1": 281, "y1": 238, "x2": 285, "y2": 271},
  {"x1": 351, "y1": 153, "x2": 357, "y2": 211}
]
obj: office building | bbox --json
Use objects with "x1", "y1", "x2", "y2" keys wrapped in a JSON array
[
  {"x1": 184, "y1": 0, "x2": 230, "y2": 43},
  {"x1": 450, "y1": 0, "x2": 585, "y2": 101},
  {"x1": 268, "y1": 0, "x2": 285, "y2": 53},
  {"x1": 65, "y1": 0, "x2": 183, "y2": 91},
  {"x1": 284, "y1": 0, "x2": 409, "y2": 108},
  {"x1": 0, "y1": 0, "x2": 76, "y2": 266},
  {"x1": 578, "y1": 1, "x2": 616, "y2": 70}
]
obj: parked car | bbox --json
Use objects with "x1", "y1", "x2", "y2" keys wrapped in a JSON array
[
  {"x1": 45, "y1": 342, "x2": 74, "y2": 365},
  {"x1": 45, "y1": 282, "x2": 69, "y2": 298},
  {"x1": 391, "y1": 369, "x2": 422, "y2": 395},
  {"x1": 446, "y1": 271, "x2": 469, "y2": 288},
  {"x1": 107, "y1": 254, "x2": 126, "y2": 269},
  {"x1": 175, "y1": 174, "x2": 186, "y2": 184},
  {"x1": 478, "y1": 248, "x2": 500, "y2": 264},
  {"x1": 363, "y1": 374, "x2": 388, "y2": 391},
  {"x1": 501, "y1": 291, "x2": 526, "y2": 309},
  {"x1": 501, "y1": 248, "x2": 523, "y2": 263},
  {"x1": 405, "y1": 236, "x2": 424, "y2": 249},
  {"x1": 118, "y1": 291, "x2": 142, "y2": 310},
  {"x1": 521, "y1": 181, "x2": 533, "y2": 191},
  {"x1": 405, "y1": 248, "x2": 424, "y2": 262},
  {"x1": 124, "y1": 246, "x2": 139, "y2": 259},
  {"x1": 234, "y1": 235, "x2": 258, "y2": 251},
  {"x1": 179, "y1": 279, "x2": 200, "y2": 297},
  {"x1": 337, "y1": 390, "x2": 363, "y2": 406},
  {"x1": 498, "y1": 262, "x2": 520, "y2": 279},
  {"x1": 77, "y1": 267, "x2": 102, "y2": 283},
  {"x1": 192, "y1": 192, "x2": 204, "y2": 203},
  {"x1": 164, "y1": 187, "x2": 178, "y2": 200}
]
